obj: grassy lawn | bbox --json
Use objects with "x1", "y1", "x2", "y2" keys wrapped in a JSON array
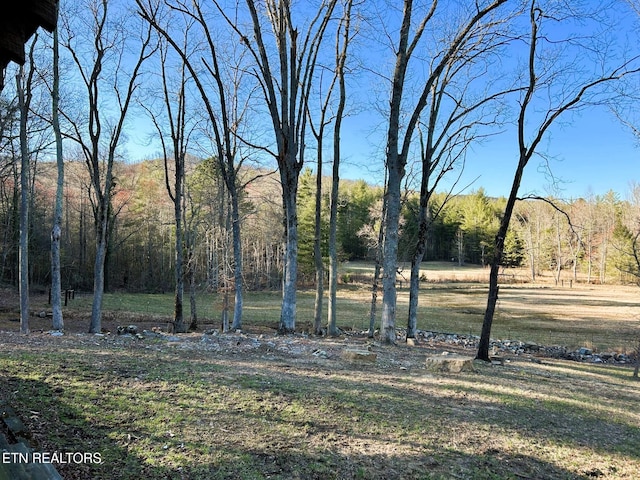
[
  {"x1": 0, "y1": 336, "x2": 638, "y2": 479},
  {"x1": 0, "y1": 262, "x2": 639, "y2": 479},
  {"x1": 63, "y1": 273, "x2": 639, "y2": 353}
]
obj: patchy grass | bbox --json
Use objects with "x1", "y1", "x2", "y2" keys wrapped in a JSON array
[
  {"x1": 0, "y1": 335, "x2": 638, "y2": 480},
  {"x1": 54, "y1": 277, "x2": 640, "y2": 352},
  {"x1": 0, "y1": 262, "x2": 639, "y2": 478}
]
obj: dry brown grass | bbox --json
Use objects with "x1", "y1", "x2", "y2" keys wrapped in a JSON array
[
  {"x1": 0, "y1": 329, "x2": 638, "y2": 480},
  {"x1": 0, "y1": 266, "x2": 639, "y2": 479}
]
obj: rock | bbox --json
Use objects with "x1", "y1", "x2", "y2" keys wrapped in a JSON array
[
  {"x1": 615, "y1": 353, "x2": 630, "y2": 363},
  {"x1": 143, "y1": 329, "x2": 166, "y2": 339},
  {"x1": 117, "y1": 325, "x2": 138, "y2": 335},
  {"x1": 312, "y1": 349, "x2": 327, "y2": 358},
  {"x1": 341, "y1": 349, "x2": 377, "y2": 363},
  {"x1": 425, "y1": 354, "x2": 475, "y2": 373}
]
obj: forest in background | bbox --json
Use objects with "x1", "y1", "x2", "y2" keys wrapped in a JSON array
[
  {"x1": 2, "y1": 0, "x2": 640, "y2": 347},
  {"x1": 1, "y1": 156, "x2": 638, "y2": 294}
]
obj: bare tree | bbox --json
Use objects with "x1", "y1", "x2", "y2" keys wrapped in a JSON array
[
  {"x1": 51, "y1": 0, "x2": 64, "y2": 332},
  {"x1": 60, "y1": 0, "x2": 156, "y2": 333},
  {"x1": 327, "y1": 0, "x2": 354, "y2": 337},
  {"x1": 16, "y1": 61, "x2": 33, "y2": 334},
  {"x1": 379, "y1": 0, "x2": 508, "y2": 344},
  {"x1": 477, "y1": 0, "x2": 640, "y2": 361},
  {"x1": 144, "y1": 38, "x2": 193, "y2": 333},
  {"x1": 137, "y1": 0, "x2": 257, "y2": 332},
  {"x1": 306, "y1": 80, "x2": 332, "y2": 335},
  {"x1": 305, "y1": 0, "x2": 354, "y2": 336},
  {"x1": 212, "y1": 0, "x2": 338, "y2": 333},
  {"x1": 404, "y1": 17, "x2": 516, "y2": 339}
]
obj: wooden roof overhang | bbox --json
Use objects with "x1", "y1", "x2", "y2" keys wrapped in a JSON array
[{"x1": 0, "y1": 0, "x2": 58, "y2": 90}]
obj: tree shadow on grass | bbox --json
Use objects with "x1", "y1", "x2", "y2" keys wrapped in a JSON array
[
  {"x1": 2, "y1": 343, "x2": 639, "y2": 480},
  {"x1": 0, "y1": 375, "x2": 204, "y2": 480},
  {"x1": 6, "y1": 372, "x2": 590, "y2": 480}
]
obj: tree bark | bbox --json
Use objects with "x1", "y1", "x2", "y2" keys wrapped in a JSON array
[
  {"x1": 327, "y1": 0, "x2": 352, "y2": 337},
  {"x1": 51, "y1": 6, "x2": 64, "y2": 332},
  {"x1": 279, "y1": 171, "x2": 299, "y2": 333},
  {"x1": 230, "y1": 191, "x2": 244, "y2": 331},
  {"x1": 407, "y1": 191, "x2": 429, "y2": 339},
  {"x1": 17, "y1": 69, "x2": 30, "y2": 334},
  {"x1": 313, "y1": 147, "x2": 324, "y2": 335},
  {"x1": 476, "y1": 0, "x2": 638, "y2": 360}
]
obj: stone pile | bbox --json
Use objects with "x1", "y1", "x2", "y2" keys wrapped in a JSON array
[{"x1": 412, "y1": 330, "x2": 636, "y2": 365}]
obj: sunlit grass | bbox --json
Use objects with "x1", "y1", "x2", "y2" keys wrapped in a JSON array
[
  {"x1": 60, "y1": 267, "x2": 640, "y2": 352},
  {"x1": 1, "y1": 344, "x2": 639, "y2": 479}
]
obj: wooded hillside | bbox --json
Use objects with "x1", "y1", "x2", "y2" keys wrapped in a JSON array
[{"x1": 1, "y1": 157, "x2": 637, "y2": 293}]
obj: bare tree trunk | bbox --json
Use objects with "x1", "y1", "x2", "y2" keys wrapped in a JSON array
[
  {"x1": 50, "y1": 3, "x2": 64, "y2": 332},
  {"x1": 407, "y1": 193, "x2": 429, "y2": 339},
  {"x1": 186, "y1": 229, "x2": 198, "y2": 331},
  {"x1": 554, "y1": 215, "x2": 562, "y2": 285},
  {"x1": 369, "y1": 194, "x2": 387, "y2": 338},
  {"x1": 380, "y1": 0, "x2": 507, "y2": 344},
  {"x1": 477, "y1": 1, "x2": 638, "y2": 360},
  {"x1": 173, "y1": 190, "x2": 186, "y2": 332},
  {"x1": 634, "y1": 338, "x2": 639, "y2": 378},
  {"x1": 327, "y1": 0, "x2": 352, "y2": 337},
  {"x1": 17, "y1": 69, "x2": 30, "y2": 334},
  {"x1": 312, "y1": 151, "x2": 324, "y2": 335},
  {"x1": 230, "y1": 193, "x2": 244, "y2": 331},
  {"x1": 61, "y1": 0, "x2": 155, "y2": 334},
  {"x1": 89, "y1": 192, "x2": 110, "y2": 334},
  {"x1": 381, "y1": 167, "x2": 402, "y2": 344},
  {"x1": 477, "y1": 160, "x2": 523, "y2": 360},
  {"x1": 280, "y1": 178, "x2": 298, "y2": 333}
]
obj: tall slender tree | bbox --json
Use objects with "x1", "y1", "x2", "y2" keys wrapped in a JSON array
[
  {"x1": 142, "y1": 35, "x2": 193, "y2": 333},
  {"x1": 16, "y1": 62, "x2": 32, "y2": 334},
  {"x1": 137, "y1": 0, "x2": 253, "y2": 332},
  {"x1": 327, "y1": 0, "x2": 354, "y2": 337},
  {"x1": 380, "y1": 0, "x2": 508, "y2": 344},
  {"x1": 216, "y1": 0, "x2": 338, "y2": 333},
  {"x1": 405, "y1": 20, "x2": 515, "y2": 339},
  {"x1": 477, "y1": 0, "x2": 640, "y2": 360},
  {"x1": 51, "y1": 0, "x2": 64, "y2": 332},
  {"x1": 60, "y1": 0, "x2": 156, "y2": 333}
]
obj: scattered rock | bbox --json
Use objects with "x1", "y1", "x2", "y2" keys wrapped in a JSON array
[
  {"x1": 425, "y1": 354, "x2": 475, "y2": 373},
  {"x1": 411, "y1": 329, "x2": 635, "y2": 366},
  {"x1": 117, "y1": 325, "x2": 138, "y2": 335},
  {"x1": 341, "y1": 349, "x2": 377, "y2": 363},
  {"x1": 312, "y1": 349, "x2": 328, "y2": 358}
]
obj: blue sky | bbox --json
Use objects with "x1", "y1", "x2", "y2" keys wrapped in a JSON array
[
  {"x1": 126, "y1": 101, "x2": 639, "y2": 201},
  {"x1": 458, "y1": 107, "x2": 640, "y2": 200},
  {"x1": 123, "y1": 0, "x2": 640, "y2": 202},
  {"x1": 312, "y1": 102, "x2": 640, "y2": 201}
]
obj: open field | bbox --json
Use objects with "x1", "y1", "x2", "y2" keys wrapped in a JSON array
[
  {"x1": 0, "y1": 262, "x2": 639, "y2": 479},
  {"x1": 6, "y1": 261, "x2": 635, "y2": 353}
]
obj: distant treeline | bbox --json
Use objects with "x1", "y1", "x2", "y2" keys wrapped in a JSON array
[{"x1": 0, "y1": 158, "x2": 637, "y2": 292}]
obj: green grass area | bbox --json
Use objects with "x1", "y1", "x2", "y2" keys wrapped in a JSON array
[
  {"x1": 1, "y1": 341, "x2": 638, "y2": 479},
  {"x1": 62, "y1": 277, "x2": 639, "y2": 353},
  {"x1": 1, "y1": 262, "x2": 639, "y2": 479}
]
